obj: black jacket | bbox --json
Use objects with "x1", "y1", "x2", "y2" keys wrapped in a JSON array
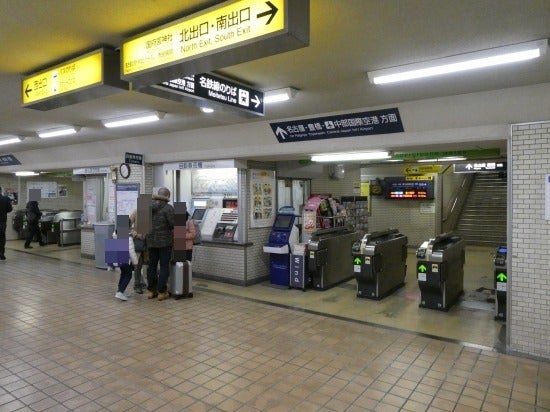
[
  {"x1": 146, "y1": 194, "x2": 174, "y2": 248},
  {"x1": 0, "y1": 194, "x2": 12, "y2": 223}
]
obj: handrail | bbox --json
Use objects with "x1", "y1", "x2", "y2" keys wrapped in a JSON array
[{"x1": 442, "y1": 173, "x2": 474, "y2": 232}]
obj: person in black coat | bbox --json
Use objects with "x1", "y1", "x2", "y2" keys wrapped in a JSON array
[
  {"x1": 0, "y1": 186, "x2": 13, "y2": 260},
  {"x1": 24, "y1": 200, "x2": 45, "y2": 249}
]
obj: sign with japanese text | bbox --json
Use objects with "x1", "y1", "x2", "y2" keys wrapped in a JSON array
[
  {"x1": 403, "y1": 165, "x2": 441, "y2": 175},
  {"x1": 125, "y1": 152, "x2": 144, "y2": 165},
  {"x1": 270, "y1": 108, "x2": 404, "y2": 143},
  {"x1": 0, "y1": 154, "x2": 21, "y2": 166},
  {"x1": 453, "y1": 161, "x2": 507, "y2": 173},
  {"x1": 156, "y1": 73, "x2": 264, "y2": 115},
  {"x1": 392, "y1": 148, "x2": 500, "y2": 161},
  {"x1": 122, "y1": 0, "x2": 309, "y2": 86},
  {"x1": 22, "y1": 49, "x2": 127, "y2": 110}
]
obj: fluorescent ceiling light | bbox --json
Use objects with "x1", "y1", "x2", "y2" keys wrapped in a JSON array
[
  {"x1": 417, "y1": 156, "x2": 466, "y2": 163},
  {"x1": 38, "y1": 127, "x2": 80, "y2": 138},
  {"x1": 15, "y1": 171, "x2": 39, "y2": 176},
  {"x1": 200, "y1": 107, "x2": 214, "y2": 113},
  {"x1": 264, "y1": 87, "x2": 297, "y2": 104},
  {"x1": 0, "y1": 136, "x2": 22, "y2": 146},
  {"x1": 102, "y1": 111, "x2": 165, "y2": 128},
  {"x1": 368, "y1": 39, "x2": 548, "y2": 85},
  {"x1": 311, "y1": 151, "x2": 390, "y2": 162}
]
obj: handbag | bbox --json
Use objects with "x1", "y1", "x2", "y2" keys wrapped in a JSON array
[{"x1": 133, "y1": 237, "x2": 146, "y2": 253}]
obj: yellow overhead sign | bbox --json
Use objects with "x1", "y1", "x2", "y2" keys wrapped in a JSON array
[
  {"x1": 122, "y1": 0, "x2": 286, "y2": 77},
  {"x1": 403, "y1": 165, "x2": 442, "y2": 175},
  {"x1": 22, "y1": 51, "x2": 103, "y2": 105}
]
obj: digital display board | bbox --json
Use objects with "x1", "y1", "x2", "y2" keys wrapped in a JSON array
[{"x1": 384, "y1": 178, "x2": 434, "y2": 199}]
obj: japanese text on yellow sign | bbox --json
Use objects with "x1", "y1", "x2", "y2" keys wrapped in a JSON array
[
  {"x1": 122, "y1": 0, "x2": 285, "y2": 76},
  {"x1": 22, "y1": 51, "x2": 103, "y2": 105}
]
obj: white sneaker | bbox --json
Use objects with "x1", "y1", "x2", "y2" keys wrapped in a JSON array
[{"x1": 115, "y1": 292, "x2": 128, "y2": 301}]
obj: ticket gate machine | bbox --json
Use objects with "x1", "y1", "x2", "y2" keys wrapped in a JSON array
[
  {"x1": 416, "y1": 232, "x2": 465, "y2": 310},
  {"x1": 308, "y1": 226, "x2": 360, "y2": 290},
  {"x1": 263, "y1": 212, "x2": 299, "y2": 286},
  {"x1": 494, "y1": 245, "x2": 507, "y2": 321},
  {"x1": 352, "y1": 229, "x2": 408, "y2": 299}
]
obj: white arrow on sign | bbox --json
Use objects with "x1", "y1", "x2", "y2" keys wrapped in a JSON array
[
  {"x1": 466, "y1": 164, "x2": 473, "y2": 170},
  {"x1": 251, "y1": 95, "x2": 261, "y2": 108},
  {"x1": 275, "y1": 127, "x2": 288, "y2": 140}
]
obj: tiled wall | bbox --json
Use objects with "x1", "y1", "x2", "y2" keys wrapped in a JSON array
[{"x1": 510, "y1": 120, "x2": 550, "y2": 358}]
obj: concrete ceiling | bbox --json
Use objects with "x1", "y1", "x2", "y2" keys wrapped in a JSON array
[{"x1": 1, "y1": 0, "x2": 550, "y2": 165}]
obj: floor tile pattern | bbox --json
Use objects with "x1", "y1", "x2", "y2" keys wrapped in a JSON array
[{"x1": 1, "y1": 247, "x2": 549, "y2": 411}]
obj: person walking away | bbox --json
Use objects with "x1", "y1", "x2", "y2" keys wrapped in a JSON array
[
  {"x1": 184, "y1": 211, "x2": 197, "y2": 262},
  {"x1": 0, "y1": 187, "x2": 13, "y2": 260},
  {"x1": 24, "y1": 200, "x2": 45, "y2": 249},
  {"x1": 129, "y1": 209, "x2": 147, "y2": 294},
  {"x1": 146, "y1": 187, "x2": 174, "y2": 301},
  {"x1": 113, "y1": 227, "x2": 139, "y2": 301}
]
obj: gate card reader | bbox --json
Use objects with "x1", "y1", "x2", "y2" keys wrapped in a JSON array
[
  {"x1": 263, "y1": 211, "x2": 299, "y2": 286},
  {"x1": 352, "y1": 228, "x2": 408, "y2": 299},
  {"x1": 494, "y1": 245, "x2": 507, "y2": 321},
  {"x1": 416, "y1": 232, "x2": 465, "y2": 311}
]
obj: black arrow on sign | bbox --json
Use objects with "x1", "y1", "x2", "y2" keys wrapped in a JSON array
[
  {"x1": 25, "y1": 83, "x2": 32, "y2": 97},
  {"x1": 257, "y1": 1, "x2": 278, "y2": 25}
]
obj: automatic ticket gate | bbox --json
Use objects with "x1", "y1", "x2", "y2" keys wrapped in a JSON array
[
  {"x1": 308, "y1": 226, "x2": 360, "y2": 290},
  {"x1": 352, "y1": 229, "x2": 408, "y2": 299},
  {"x1": 494, "y1": 245, "x2": 507, "y2": 321},
  {"x1": 416, "y1": 232, "x2": 465, "y2": 311}
]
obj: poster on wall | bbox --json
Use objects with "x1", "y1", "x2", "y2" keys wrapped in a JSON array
[
  {"x1": 250, "y1": 169, "x2": 275, "y2": 228},
  {"x1": 27, "y1": 181, "x2": 58, "y2": 199},
  {"x1": 58, "y1": 185, "x2": 68, "y2": 198},
  {"x1": 116, "y1": 183, "x2": 140, "y2": 217}
]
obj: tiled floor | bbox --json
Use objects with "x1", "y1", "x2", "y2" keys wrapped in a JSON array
[{"x1": 1, "y1": 240, "x2": 550, "y2": 411}]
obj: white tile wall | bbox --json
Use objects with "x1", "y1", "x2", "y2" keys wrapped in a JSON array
[{"x1": 510, "y1": 120, "x2": 550, "y2": 359}]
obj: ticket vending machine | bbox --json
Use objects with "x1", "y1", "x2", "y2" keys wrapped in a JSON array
[
  {"x1": 494, "y1": 245, "x2": 507, "y2": 321},
  {"x1": 263, "y1": 211, "x2": 299, "y2": 286}
]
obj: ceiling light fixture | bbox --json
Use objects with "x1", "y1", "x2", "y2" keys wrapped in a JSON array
[
  {"x1": 200, "y1": 107, "x2": 214, "y2": 113},
  {"x1": 264, "y1": 87, "x2": 297, "y2": 104},
  {"x1": 368, "y1": 39, "x2": 548, "y2": 85},
  {"x1": 417, "y1": 156, "x2": 467, "y2": 163},
  {"x1": 38, "y1": 127, "x2": 80, "y2": 139},
  {"x1": 102, "y1": 111, "x2": 165, "y2": 128},
  {"x1": 15, "y1": 171, "x2": 39, "y2": 176},
  {"x1": 0, "y1": 136, "x2": 22, "y2": 146},
  {"x1": 311, "y1": 151, "x2": 391, "y2": 162}
]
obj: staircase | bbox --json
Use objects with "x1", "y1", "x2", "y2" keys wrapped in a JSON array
[{"x1": 455, "y1": 172, "x2": 507, "y2": 246}]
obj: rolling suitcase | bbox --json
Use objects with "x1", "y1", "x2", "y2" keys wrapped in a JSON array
[{"x1": 169, "y1": 261, "x2": 193, "y2": 299}]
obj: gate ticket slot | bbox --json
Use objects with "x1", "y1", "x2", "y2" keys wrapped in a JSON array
[
  {"x1": 416, "y1": 232, "x2": 465, "y2": 311},
  {"x1": 263, "y1": 211, "x2": 299, "y2": 286},
  {"x1": 494, "y1": 245, "x2": 507, "y2": 321},
  {"x1": 352, "y1": 228, "x2": 408, "y2": 299}
]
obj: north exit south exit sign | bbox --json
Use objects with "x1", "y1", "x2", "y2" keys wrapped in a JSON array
[{"x1": 122, "y1": 0, "x2": 309, "y2": 87}]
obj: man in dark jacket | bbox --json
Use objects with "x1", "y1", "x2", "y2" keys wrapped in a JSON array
[
  {"x1": 24, "y1": 200, "x2": 45, "y2": 249},
  {"x1": 0, "y1": 187, "x2": 13, "y2": 260},
  {"x1": 146, "y1": 187, "x2": 174, "y2": 301}
]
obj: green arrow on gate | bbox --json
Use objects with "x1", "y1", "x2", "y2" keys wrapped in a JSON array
[
  {"x1": 496, "y1": 273, "x2": 507, "y2": 282},
  {"x1": 418, "y1": 264, "x2": 427, "y2": 272},
  {"x1": 354, "y1": 257, "x2": 362, "y2": 265}
]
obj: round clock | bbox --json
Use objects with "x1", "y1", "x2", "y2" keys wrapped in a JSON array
[{"x1": 119, "y1": 163, "x2": 131, "y2": 179}]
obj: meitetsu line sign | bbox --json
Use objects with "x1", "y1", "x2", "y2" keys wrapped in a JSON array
[
  {"x1": 270, "y1": 108, "x2": 404, "y2": 142},
  {"x1": 155, "y1": 72, "x2": 264, "y2": 115},
  {"x1": 122, "y1": 0, "x2": 309, "y2": 87}
]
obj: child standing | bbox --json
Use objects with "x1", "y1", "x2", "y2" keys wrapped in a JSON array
[{"x1": 113, "y1": 229, "x2": 139, "y2": 301}]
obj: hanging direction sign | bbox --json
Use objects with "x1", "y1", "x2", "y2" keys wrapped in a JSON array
[
  {"x1": 22, "y1": 48, "x2": 128, "y2": 111},
  {"x1": 270, "y1": 108, "x2": 404, "y2": 143},
  {"x1": 453, "y1": 161, "x2": 507, "y2": 173},
  {"x1": 0, "y1": 154, "x2": 21, "y2": 166},
  {"x1": 151, "y1": 72, "x2": 264, "y2": 115},
  {"x1": 122, "y1": 0, "x2": 309, "y2": 86}
]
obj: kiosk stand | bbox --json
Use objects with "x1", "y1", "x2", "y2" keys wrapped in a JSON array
[{"x1": 263, "y1": 208, "x2": 299, "y2": 286}]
